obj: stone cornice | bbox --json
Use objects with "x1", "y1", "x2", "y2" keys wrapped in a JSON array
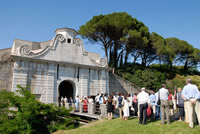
[{"x1": 10, "y1": 55, "x2": 112, "y2": 71}]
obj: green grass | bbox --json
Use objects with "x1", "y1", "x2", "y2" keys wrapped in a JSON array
[{"x1": 55, "y1": 117, "x2": 200, "y2": 134}]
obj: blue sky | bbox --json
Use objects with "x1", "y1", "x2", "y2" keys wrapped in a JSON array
[{"x1": 0, "y1": 0, "x2": 200, "y2": 58}]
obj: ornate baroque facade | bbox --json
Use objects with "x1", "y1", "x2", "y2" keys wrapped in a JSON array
[{"x1": 2, "y1": 28, "x2": 110, "y2": 104}]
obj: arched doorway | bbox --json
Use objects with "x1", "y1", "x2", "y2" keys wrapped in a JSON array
[{"x1": 59, "y1": 80, "x2": 75, "y2": 100}]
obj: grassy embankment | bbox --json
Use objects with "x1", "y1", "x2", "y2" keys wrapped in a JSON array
[{"x1": 55, "y1": 117, "x2": 200, "y2": 134}]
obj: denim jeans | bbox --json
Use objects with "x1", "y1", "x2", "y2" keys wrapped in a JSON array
[{"x1": 156, "y1": 105, "x2": 161, "y2": 120}]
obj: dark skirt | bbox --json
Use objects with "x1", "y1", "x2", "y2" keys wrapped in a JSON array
[{"x1": 107, "y1": 101, "x2": 113, "y2": 112}]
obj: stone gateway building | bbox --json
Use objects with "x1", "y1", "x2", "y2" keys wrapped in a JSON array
[{"x1": 0, "y1": 28, "x2": 139, "y2": 105}]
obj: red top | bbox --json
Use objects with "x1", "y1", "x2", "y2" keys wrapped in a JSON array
[
  {"x1": 168, "y1": 93, "x2": 173, "y2": 101},
  {"x1": 83, "y1": 99, "x2": 88, "y2": 105},
  {"x1": 133, "y1": 95, "x2": 137, "y2": 103}
]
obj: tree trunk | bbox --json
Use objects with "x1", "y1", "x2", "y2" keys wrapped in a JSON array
[
  {"x1": 124, "y1": 51, "x2": 129, "y2": 65},
  {"x1": 133, "y1": 52, "x2": 140, "y2": 64},
  {"x1": 119, "y1": 52, "x2": 124, "y2": 68},
  {"x1": 141, "y1": 53, "x2": 147, "y2": 66},
  {"x1": 113, "y1": 43, "x2": 119, "y2": 67},
  {"x1": 184, "y1": 59, "x2": 188, "y2": 71},
  {"x1": 109, "y1": 46, "x2": 112, "y2": 66},
  {"x1": 184, "y1": 55, "x2": 189, "y2": 71},
  {"x1": 104, "y1": 46, "x2": 109, "y2": 66}
]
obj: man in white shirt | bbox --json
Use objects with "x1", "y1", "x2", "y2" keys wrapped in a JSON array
[
  {"x1": 95, "y1": 93, "x2": 100, "y2": 105},
  {"x1": 159, "y1": 84, "x2": 170, "y2": 124},
  {"x1": 137, "y1": 87, "x2": 150, "y2": 124}
]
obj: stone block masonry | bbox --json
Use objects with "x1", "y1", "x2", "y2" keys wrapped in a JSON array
[
  {"x1": 109, "y1": 72, "x2": 140, "y2": 94},
  {"x1": 0, "y1": 61, "x2": 13, "y2": 91}
]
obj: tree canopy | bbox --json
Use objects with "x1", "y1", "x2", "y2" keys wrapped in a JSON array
[
  {"x1": 79, "y1": 12, "x2": 149, "y2": 67},
  {"x1": 79, "y1": 12, "x2": 200, "y2": 71}
]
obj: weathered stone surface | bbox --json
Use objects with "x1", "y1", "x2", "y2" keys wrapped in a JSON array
[
  {"x1": 0, "y1": 48, "x2": 11, "y2": 61},
  {"x1": 100, "y1": 104, "x2": 107, "y2": 118},
  {"x1": 109, "y1": 73, "x2": 140, "y2": 94},
  {"x1": 0, "y1": 61, "x2": 13, "y2": 91},
  {"x1": 88, "y1": 103, "x2": 95, "y2": 115}
]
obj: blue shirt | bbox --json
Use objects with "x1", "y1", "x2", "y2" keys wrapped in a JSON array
[
  {"x1": 149, "y1": 94, "x2": 156, "y2": 105},
  {"x1": 197, "y1": 91, "x2": 200, "y2": 100},
  {"x1": 182, "y1": 83, "x2": 199, "y2": 100}
]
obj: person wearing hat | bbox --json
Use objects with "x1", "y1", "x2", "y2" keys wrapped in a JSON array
[{"x1": 137, "y1": 87, "x2": 150, "y2": 124}]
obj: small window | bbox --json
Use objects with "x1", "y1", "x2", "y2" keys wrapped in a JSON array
[{"x1": 67, "y1": 38, "x2": 71, "y2": 43}]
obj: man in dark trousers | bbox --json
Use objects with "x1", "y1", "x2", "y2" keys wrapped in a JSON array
[{"x1": 137, "y1": 87, "x2": 149, "y2": 124}]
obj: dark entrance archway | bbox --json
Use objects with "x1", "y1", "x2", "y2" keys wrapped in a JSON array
[{"x1": 59, "y1": 80, "x2": 74, "y2": 100}]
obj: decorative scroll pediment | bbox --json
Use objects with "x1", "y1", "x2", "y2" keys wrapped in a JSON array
[
  {"x1": 20, "y1": 34, "x2": 65, "y2": 57},
  {"x1": 12, "y1": 28, "x2": 108, "y2": 68}
]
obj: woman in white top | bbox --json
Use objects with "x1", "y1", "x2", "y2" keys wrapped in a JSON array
[{"x1": 123, "y1": 94, "x2": 130, "y2": 120}]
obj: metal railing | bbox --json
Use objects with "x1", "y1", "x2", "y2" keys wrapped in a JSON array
[{"x1": 62, "y1": 102, "x2": 108, "y2": 118}]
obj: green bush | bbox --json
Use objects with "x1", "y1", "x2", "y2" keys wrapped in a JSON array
[
  {"x1": 166, "y1": 74, "x2": 186, "y2": 92},
  {"x1": 116, "y1": 63, "x2": 200, "y2": 92},
  {"x1": 0, "y1": 85, "x2": 77, "y2": 134},
  {"x1": 166, "y1": 74, "x2": 200, "y2": 92},
  {"x1": 118, "y1": 67, "x2": 166, "y2": 91}
]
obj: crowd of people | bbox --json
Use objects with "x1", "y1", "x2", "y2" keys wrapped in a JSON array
[{"x1": 60, "y1": 78, "x2": 200, "y2": 128}]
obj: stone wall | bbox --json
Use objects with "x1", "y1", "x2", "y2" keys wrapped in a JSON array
[
  {"x1": 109, "y1": 72, "x2": 140, "y2": 94},
  {"x1": 0, "y1": 61, "x2": 13, "y2": 91},
  {"x1": 0, "y1": 48, "x2": 11, "y2": 61},
  {"x1": 11, "y1": 60, "x2": 56, "y2": 103},
  {"x1": 11, "y1": 58, "x2": 109, "y2": 104}
]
